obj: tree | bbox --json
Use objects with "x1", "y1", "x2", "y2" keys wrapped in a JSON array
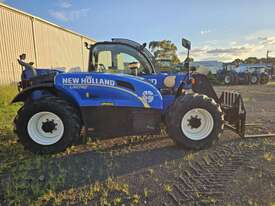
[
  {"x1": 149, "y1": 40, "x2": 181, "y2": 64},
  {"x1": 244, "y1": 57, "x2": 258, "y2": 64},
  {"x1": 232, "y1": 58, "x2": 243, "y2": 66}
]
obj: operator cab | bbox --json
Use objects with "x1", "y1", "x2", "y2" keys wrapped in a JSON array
[{"x1": 87, "y1": 38, "x2": 156, "y2": 76}]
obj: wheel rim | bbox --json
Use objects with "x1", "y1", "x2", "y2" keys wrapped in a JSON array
[
  {"x1": 251, "y1": 76, "x2": 257, "y2": 83},
  {"x1": 181, "y1": 108, "x2": 214, "y2": 141},
  {"x1": 224, "y1": 76, "x2": 231, "y2": 84},
  {"x1": 27, "y1": 112, "x2": 64, "y2": 145}
]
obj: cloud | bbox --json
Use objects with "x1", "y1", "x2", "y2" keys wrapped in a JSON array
[
  {"x1": 0, "y1": 0, "x2": 5, "y2": 2},
  {"x1": 258, "y1": 36, "x2": 275, "y2": 46},
  {"x1": 58, "y1": 0, "x2": 72, "y2": 8},
  {"x1": 206, "y1": 47, "x2": 250, "y2": 55},
  {"x1": 184, "y1": 32, "x2": 275, "y2": 62},
  {"x1": 189, "y1": 45, "x2": 255, "y2": 62},
  {"x1": 49, "y1": 0, "x2": 90, "y2": 22},
  {"x1": 49, "y1": 8, "x2": 90, "y2": 22},
  {"x1": 200, "y1": 29, "x2": 212, "y2": 36}
]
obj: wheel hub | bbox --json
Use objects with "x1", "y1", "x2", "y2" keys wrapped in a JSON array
[
  {"x1": 181, "y1": 108, "x2": 214, "y2": 141},
  {"x1": 41, "y1": 119, "x2": 57, "y2": 133},
  {"x1": 188, "y1": 116, "x2": 201, "y2": 129},
  {"x1": 225, "y1": 76, "x2": 231, "y2": 83},
  {"x1": 27, "y1": 112, "x2": 64, "y2": 145}
]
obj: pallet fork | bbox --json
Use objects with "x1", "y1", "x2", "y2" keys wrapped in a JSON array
[{"x1": 220, "y1": 91, "x2": 275, "y2": 138}]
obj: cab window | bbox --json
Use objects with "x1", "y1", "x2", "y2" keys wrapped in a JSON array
[{"x1": 90, "y1": 44, "x2": 153, "y2": 75}]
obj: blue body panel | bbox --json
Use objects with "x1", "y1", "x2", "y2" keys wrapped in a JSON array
[
  {"x1": 142, "y1": 72, "x2": 191, "y2": 109},
  {"x1": 54, "y1": 72, "x2": 163, "y2": 110},
  {"x1": 27, "y1": 70, "x2": 191, "y2": 113}
]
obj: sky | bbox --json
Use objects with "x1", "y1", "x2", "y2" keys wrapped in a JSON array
[{"x1": 2, "y1": 0, "x2": 275, "y2": 62}]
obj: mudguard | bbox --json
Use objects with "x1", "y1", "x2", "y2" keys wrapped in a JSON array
[
  {"x1": 11, "y1": 83, "x2": 55, "y2": 103},
  {"x1": 192, "y1": 73, "x2": 219, "y2": 102}
]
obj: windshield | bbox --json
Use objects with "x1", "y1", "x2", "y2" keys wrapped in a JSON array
[{"x1": 112, "y1": 38, "x2": 156, "y2": 64}]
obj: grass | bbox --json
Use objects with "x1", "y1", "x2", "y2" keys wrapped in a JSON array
[
  {"x1": 183, "y1": 153, "x2": 194, "y2": 161},
  {"x1": 0, "y1": 85, "x2": 21, "y2": 134},
  {"x1": 267, "y1": 81, "x2": 275, "y2": 86},
  {"x1": 0, "y1": 85, "x2": 66, "y2": 205},
  {"x1": 163, "y1": 184, "x2": 172, "y2": 193},
  {"x1": 263, "y1": 152, "x2": 273, "y2": 161},
  {"x1": 0, "y1": 85, "x2": 145, "y2": 205},
  {"x1": 0, "y1": 85, "x2": 24, "y2": 172}
]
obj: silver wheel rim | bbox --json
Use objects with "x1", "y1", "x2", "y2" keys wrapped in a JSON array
[
  {"x1": 224, "y1": 76, "x2": 231, "y2": 84},
  {"x1": 27, "y1": 112, "x2": 64, "y2": 145},
  {"x1": 251, "y1": 76, "x2": 257, "y2": 83},
  {"x1": 181, "y1": 108, "x2": 214, "y2": 141}
]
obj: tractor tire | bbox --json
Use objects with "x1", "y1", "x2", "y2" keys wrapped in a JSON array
[
  {"x1": 224, "y1": 74, "x2": 234, "y2": 85},
  {"x1": 14, "y1": 96, "x2": 81, "y2": 154},
  {"x1": 250, "y1": 75, "x2": 259, "y2": 84},
  {"x1": 260, "y1": 73, "x2": 269, "y2": 84},
  {"x1": 166, "y1": 93, "x2": 224, "y2": 150}
]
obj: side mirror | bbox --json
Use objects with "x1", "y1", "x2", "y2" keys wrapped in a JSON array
[
  {"x1": 19, "y1": 53, "x2": 26, "y2": 61},
  {"x1": 182, "y1": 38, "x2": 191, "y2": 71},
  {"x1": 182, "y1": 38, "x2": 191, "y2": 50}
]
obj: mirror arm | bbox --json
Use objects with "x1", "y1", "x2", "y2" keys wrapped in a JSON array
[{"x1": 84, "y1": 42, "x2": 91, "y2": 49}]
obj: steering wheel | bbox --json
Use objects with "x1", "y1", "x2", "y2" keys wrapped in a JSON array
[
  {"x1": 97, "y1": 64, "x2": 106, "y2": 72},
  {"x1": 128, "y1": 62, "x2": 140, "y2": 76}
]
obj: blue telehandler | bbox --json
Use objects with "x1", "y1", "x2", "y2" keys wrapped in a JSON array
[{"x1": 12, "y1": 38, "x2": 246, "y2": 154}]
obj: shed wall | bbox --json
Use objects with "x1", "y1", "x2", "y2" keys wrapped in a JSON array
[{"x1": 0, "y1": 3, "x2": 96, "y2": 84}]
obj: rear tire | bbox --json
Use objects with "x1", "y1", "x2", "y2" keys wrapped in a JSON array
[
  {"x1": 166, "y1": 94, "x2": 224, "y2": 150},
  {"x1": 14, "y1": 96, "x2": 81, "y2": 154}
]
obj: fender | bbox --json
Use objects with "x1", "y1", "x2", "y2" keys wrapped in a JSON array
[
  {"x1": 11, "y1": 83, "x2": 80, "y2": 110},
  {"x1": 11, "y1": 83, "x2": 55, "y2": 103},
  {"x1": 191, "y1": 73, "x2": 219, "y2": 102}
]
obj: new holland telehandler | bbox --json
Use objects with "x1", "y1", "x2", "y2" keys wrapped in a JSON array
[{"x1": 12, "y1": 38, "x2": 246, "y2": 154}]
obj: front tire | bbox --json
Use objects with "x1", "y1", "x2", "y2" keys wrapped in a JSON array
[
  {"x1": 14, "y1": 96, "x2": 81, "y2": 154},
  {"x1": 166, "y1": 94, "x2": 224, "y2": 150},
  {"x1": 260, "y1": 73, "x2": 269, "y2": 84},
  {"x1": 250, "y1": 75, "x2": 258, "y2": 84},
  {"x1": 224, "y1": 74, "x2": 234, "y2": 85}
]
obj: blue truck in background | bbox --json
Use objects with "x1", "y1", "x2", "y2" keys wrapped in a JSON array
[
  {"x1": 217, "y1": 64, "x2": 271, "y2": 85},
  {"x1": 12, "y1": 38, "x2": 246, "y2": 154}
]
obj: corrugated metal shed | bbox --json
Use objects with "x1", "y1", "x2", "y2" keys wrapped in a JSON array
[{"x1": 0, "y1": 3, "x2": 96, "y2": 84}]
